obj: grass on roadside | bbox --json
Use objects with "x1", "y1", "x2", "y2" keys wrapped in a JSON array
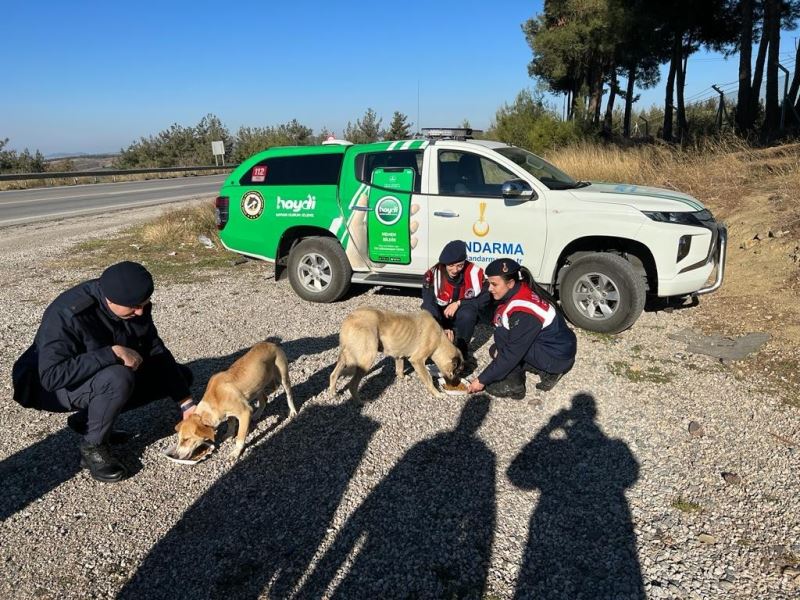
[
  {"x1": 671, "y1": 497, "x2": 704, "y2": 513},
  {"x1": 53, "y1": 204, "x2": 241, "y2": 283},
  {"x1": 607, "y1": 360, "x2": 674, "y2": 384},
  {"x1": 546, "y1": 138, "x2": 800, "y2": 219}
]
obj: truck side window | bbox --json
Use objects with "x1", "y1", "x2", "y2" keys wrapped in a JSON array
[
  {"x1": 239, "y1": 154, "x2": 343, "y2": 186},
  {"x1": 355, "y1": 151, "x2": 422, "y2": 192},
  {"x1": 437, "y1": 150, "x2": 515, "y2": 197}
]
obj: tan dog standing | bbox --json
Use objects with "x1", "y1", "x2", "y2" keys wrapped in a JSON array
[
  {"x1": 329, "y1": 307, "x2": 463, "y2": 401},
  {"x1": 174, "y1": 341, "x2": 296, "y2": 460}
]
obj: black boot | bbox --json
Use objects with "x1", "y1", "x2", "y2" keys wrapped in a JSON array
[
  {"x1": 536, "y1": 371, "x2": 565, "y2": 392},
  {"x1": 79, "y1": 442, "x2": 128, "y2": 483},
  {"x1": 486, "y1": 368, "x2": 526, "y2": 400},
  {"x1": 68, "y1": 412, "x2": 131, "y2": 445}
]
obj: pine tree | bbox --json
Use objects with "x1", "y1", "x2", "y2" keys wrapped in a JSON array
[
  {"x1": 385, "y1": 111, "x2": 412, "y2": 140},
  {"x1": 343, "y1": 108, "x2": 384, "y2": 143}
]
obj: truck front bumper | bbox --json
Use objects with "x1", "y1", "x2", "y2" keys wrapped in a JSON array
[{"x1": 657, "y1": 223, "x2": 727, "y2": 297}]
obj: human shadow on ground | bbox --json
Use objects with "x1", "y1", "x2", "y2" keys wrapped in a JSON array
[
  {"x1": 297, "y1": 394, "x2": 496, "y2": 600},
  {"x1": 117, "y1": 387, "x2": 385, "y2": 599},
  {"x1": 507, "y1": 393, "x2": 644, "y2": 600},
  {"x1": 0, "y1": 333, "x2": 338, "y2": 523}
]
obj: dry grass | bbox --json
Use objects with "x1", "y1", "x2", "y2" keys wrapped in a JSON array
[
  {"x1": 53, "y1": 204, "x2": 241, "y2": 283},
  {"x1": 140, "y1": 203, "x2": 220, "y2": 246},
  {"x1": 546, "y1": 139, "x2": 800, "y2": 220}
]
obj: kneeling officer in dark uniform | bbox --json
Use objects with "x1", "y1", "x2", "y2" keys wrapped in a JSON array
[
  {"x1": 467, "y1": 258, "x2": 577, "y2": 399},
  {"x1": 12, "y1": 261, "x2": 195, "y2": 483},
  {"x1": 421, "y1": 240, "x2": 489, "y2": 371}
]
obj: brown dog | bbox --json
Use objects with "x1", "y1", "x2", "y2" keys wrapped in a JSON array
[
  {"x1": 329, "y1": 307, "x2": 463, "y2": 400},
  {"x1": 174, "y1": 341, "x2": 296, "y2": 460}
]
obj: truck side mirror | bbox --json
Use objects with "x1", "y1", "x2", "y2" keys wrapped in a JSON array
[{"x1": 501, "y1": 179, "x2": 536, "y2": 201}]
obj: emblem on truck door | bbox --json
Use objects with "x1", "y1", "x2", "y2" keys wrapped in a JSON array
[
  {"x1": 472, "y1": 202, "x2": 489, "y2": 237},
  {"x1": 241, "y1": 191, "x2": 264, "y2": 220}
]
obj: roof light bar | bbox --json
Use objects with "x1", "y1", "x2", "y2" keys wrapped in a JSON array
[{"x1": 420, "y1": 127, "x2": 482, "y2": 140}]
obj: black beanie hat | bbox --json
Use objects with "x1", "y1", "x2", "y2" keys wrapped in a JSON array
[
  {"x1": 485, "y1": 258, "x2": 521, "y2": 277},
  {"x1": 438, "y1": 240, "x2": 468, "y2": 265},
  {"x1": 99, "y1": 261, "x2": 154, "y2": 307}
]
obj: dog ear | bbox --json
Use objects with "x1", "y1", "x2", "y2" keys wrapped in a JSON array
[
  {"x1": 452, "y1": 355, "x2": 463, "y2": 373},
  {"x1": 174, "y1": 422, "x2": 183, "y2": 433},
  {"x1": 199, "y1": 413, "x2": 215, "y2": 428},
  {"x1": 198, "y1": 423, "x2": 215, "y2": 441}
]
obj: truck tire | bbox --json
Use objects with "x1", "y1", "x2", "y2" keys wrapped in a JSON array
[
  {"x1": 559, "y1": 253, "x2": 646, "y2": 334},
  {"x1": 287, "y1": 237, "x2": 352, "y2": 303}
]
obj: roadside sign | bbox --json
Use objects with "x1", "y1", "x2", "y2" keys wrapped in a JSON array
[{"x1": 211, "y1": 141, "x2": 225, "y2": 166}]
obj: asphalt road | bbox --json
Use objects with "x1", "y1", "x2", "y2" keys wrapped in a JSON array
[{"x1": 0, "y1": 175, "x2": 226, "y2": 227}]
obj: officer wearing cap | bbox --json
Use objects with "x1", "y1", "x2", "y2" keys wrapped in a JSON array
[
  {"x1": 421, "y1": 240, "x2": 489, "y2": 372},
  {"x1": 12, "y1": 261, "x2": 195, "y2": 483},
  {"x1": 467, "y1": 258, "x2": 577, "y2": 399}
]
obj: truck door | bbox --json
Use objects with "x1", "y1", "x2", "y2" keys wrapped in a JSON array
[
  {"x1": 341, "y1": 147, "x2": 430, "y2": 273},
  {"x1": 427, "y1": 148, "x2": 548, "y2": 277}
]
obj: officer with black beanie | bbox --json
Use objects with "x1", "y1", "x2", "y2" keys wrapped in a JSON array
[
  {"x1": 467, "y1": 258, "x2": 577, "y2": 399},
  {"x1": 12, "y1": 261, "x2": 195, "y2": 483},
  {"x1": 421, "y1": 240, "x2": 490, "y2": 373}
]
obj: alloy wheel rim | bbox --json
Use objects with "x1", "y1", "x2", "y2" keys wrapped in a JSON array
[
  {"x1": 297, "y1": 252, "x2": 332, "y2": 292},
  {"x1": 572, "y1": 272, "x2": 621, "y2": 320}
]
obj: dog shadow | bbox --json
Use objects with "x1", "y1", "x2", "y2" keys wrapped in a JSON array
[{"x1": 0, "y1": 333, "x2": 340, "y2": 520}]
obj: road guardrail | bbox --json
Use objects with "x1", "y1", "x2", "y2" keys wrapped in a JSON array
[{"x1": 0, "y1": 165, "x2": 239, "y2": 182}]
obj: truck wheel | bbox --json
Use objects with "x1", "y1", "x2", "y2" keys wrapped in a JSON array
[
  {"x1": 559, "y1": 253, "x2": 646, "y2": 334},
  {"x1": 288, "y1": 237, "x2": 352, "y2": 303}
]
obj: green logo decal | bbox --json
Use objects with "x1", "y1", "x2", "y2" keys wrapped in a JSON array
[{"x1": 375, "y1": 196, "x2": 402, "y2": 225}]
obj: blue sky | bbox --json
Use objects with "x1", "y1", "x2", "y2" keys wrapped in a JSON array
[{"x1": 2, "y1": 1, "x2": 798, "y2": 155}]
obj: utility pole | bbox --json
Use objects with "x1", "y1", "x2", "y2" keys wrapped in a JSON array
[{"x1": 711, "y1": 85, "x2": 731, "y2": 133}]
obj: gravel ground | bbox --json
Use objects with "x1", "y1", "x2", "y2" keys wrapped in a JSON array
[{"x1": 0, "y1": 207, "x2": 798, "y2": 600}]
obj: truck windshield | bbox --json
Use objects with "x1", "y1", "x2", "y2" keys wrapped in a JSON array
[{"x1": 495, "y1": 146, "x2": 582, "y2": 190}]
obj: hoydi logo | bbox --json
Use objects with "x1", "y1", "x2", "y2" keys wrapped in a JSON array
[
  {"x1": 276, "y1": 195, "x2": 316, "y2": 212},
  {"x1": 374, "y1": 196, "x2": 403, "y2": 226}
]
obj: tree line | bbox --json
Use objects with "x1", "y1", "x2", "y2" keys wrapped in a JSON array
[
  {"x1": 108, "y1": 110, "x2": 414, "y2": 168},
  {"x1": 525, "y1": 0, "x2": 800, "y2": 142},
  {"x1": 0, "y1": 138, "x2": 47, "y2": 174}
]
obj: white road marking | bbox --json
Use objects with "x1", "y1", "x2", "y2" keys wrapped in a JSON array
[
  {"x1": 0, "y1": 193, "x2": 214, "y2": 228},
  {"x1": 0, "y1": 181, "x2": 220, "y2": 206}
]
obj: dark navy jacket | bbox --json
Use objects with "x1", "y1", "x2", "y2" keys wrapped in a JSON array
[
  {"x1": 421, "y1": 265, "x2": 490, "y2": 323},
  {"x1": 12, "y1": 279, "x2": 189, "y2": 405},
  {"x1": 478, "y1": 282, "x2": 577, "y2": 385}
]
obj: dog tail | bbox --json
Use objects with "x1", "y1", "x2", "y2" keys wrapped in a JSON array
[{"x1": 274, "y1": 346, "x2": 297, "y2": 417}]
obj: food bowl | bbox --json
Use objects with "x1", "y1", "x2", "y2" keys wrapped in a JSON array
[
  {"x1": 437, "y1": 377, "x2": 470, "y2": 396},
  {"x1": 163, "y1": 441, "x2": 215, "y2": 465}
]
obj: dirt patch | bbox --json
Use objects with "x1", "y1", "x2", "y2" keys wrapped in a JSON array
[{"x1": 693, "y1": 181, "x2": 800, "y2": 407}]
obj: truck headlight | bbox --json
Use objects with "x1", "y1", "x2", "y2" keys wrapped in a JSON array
[{"x1": 643, "y1": 211, "x2": 704, "y2": 226}]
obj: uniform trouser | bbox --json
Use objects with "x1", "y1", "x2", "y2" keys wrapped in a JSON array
[
  {"x1": 42, "y1": 358, "x2": 193, "y2": 445},
  {"x1": 421, "y1": 301, "x2": 480, "y2": 352},
  {"x1": 490, "y1": 344, "x2": 575, "y2": 378}
]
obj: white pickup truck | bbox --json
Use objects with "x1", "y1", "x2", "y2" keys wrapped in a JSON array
[{"x1": 217, "y1": 128, "x2": 727, "y2": 333}]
